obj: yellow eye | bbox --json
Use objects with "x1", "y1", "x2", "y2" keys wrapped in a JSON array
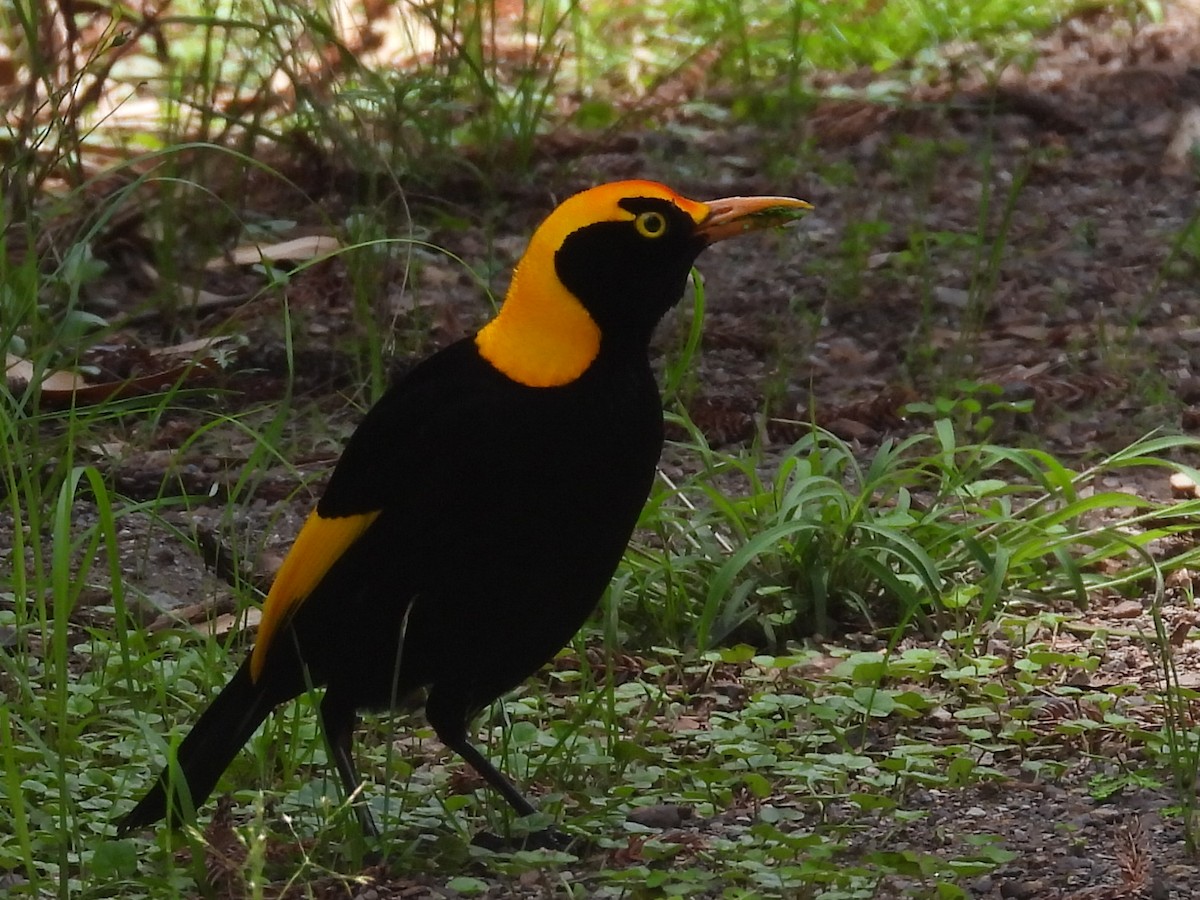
[{"x1": 635, "y1": 211, "x2": 667, "y2": 239}]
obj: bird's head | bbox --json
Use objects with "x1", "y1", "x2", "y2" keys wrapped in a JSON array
[{"x1": 476, "y1": 180, "x2": 811, "y2": 388}]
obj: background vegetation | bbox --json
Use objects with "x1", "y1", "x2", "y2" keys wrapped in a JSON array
[{"x1": 3, "y1": 0, "x2": 1198, "y2": 897}]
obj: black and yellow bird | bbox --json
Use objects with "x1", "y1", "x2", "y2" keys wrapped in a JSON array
[{"x1": 118, "y1": 180, "x2": 809, "y2": 837}]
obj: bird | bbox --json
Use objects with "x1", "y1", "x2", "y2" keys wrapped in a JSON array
[{"x1": 117, "y1": 180, "x2": 810, "y2": 839}]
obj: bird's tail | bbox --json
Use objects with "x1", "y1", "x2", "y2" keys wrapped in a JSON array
[{"x1": 117, "y1": 660, "x2": 278, "y2": 834}]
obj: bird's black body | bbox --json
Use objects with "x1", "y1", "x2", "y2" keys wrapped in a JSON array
[
  {"x1": 118, "y1": 181, "x2": 809, "y2": 836},
  {"x1": 301, "y1": 338, "x2": 666, "y2": 729}
]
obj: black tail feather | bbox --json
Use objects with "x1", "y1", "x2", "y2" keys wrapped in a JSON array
[{"x1": 117, "y1": 661, "x2": 278, "y2": 834}]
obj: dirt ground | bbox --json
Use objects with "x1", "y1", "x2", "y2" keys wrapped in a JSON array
[{"x1": 12, "y1": 2, "x2": 1200, "y2": 897}]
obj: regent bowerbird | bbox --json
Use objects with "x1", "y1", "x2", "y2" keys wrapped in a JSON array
[{"x1": 117, "y1": 180, "x2": 810, "y2": 839}]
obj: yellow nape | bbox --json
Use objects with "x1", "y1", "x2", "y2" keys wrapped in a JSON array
[
  {"x1": 475, "y1": 181, "x2": 710, "y2": 388},
  {"x1": 250, "y1": 508, "x2": 381, "y2": 682}
]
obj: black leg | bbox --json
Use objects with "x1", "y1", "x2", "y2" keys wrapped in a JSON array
[
  {"x1": 444, "y1": 734, "x2": 538, "y2": 819},
  {"x1": 320, "y1": 693, "x2": 379, "y2": 838},
  {"x1": 449, "y1": 734, "x2": 576, "y2": 851},
  {"x1": 425, "y1": 687, "x2": 540, "y2": 818},
  {"x1": 426, "y1": 688, "x2": 577, "y2": 852}
]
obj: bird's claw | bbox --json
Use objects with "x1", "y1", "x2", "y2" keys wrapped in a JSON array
[{"x1": 471, "y1": 826, "x2": 577, "y2": 853}]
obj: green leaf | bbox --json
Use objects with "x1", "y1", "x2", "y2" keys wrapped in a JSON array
[
  {"x1": 90, "y1": 840, "x2": 138, "y2": 878},
  {"x1": 446, "y1": 876, "x2": 490, "y2": 894}
]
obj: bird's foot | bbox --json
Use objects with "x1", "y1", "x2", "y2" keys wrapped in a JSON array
[{"x1": 471, "y1": 826, "x2": 578, "y2": 853}]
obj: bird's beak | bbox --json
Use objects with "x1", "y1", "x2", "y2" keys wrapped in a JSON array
[{"x1": 697, "y1": 195, "x2": 812, "y2": 243}]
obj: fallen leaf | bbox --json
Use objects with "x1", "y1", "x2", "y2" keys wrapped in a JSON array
[
  {"x1": 6, "y1": 353, "x2": 89, "y2": 393},
  {"x1": 1109, "y1": 600, "x2": 1144, "y2": 620},
  {"x1": 627, "y1": 804, "x2": 694, "y2": 829},
  {"x1": 1163, "y1": 106, "x2": 1200, "y2": 177},
  {"x1": 7, "y1": 336, "x2": 241, "y2": 407},
  {"x1": 1169, "y1": 472, "x2": 1198, "y2": 499},
  {"x1": 209, "y1": 234, "x2": 342, "y2": 269}
]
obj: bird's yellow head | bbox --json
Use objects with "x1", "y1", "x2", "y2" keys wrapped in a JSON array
[{"x1": 475, "y1": 180, "x2": 810, "y2": 388}]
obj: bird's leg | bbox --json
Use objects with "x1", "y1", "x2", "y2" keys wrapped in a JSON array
[
  {"x1": 426, "y1": 689, "x2": 537, "y2": 817},
  {"x1": 427, "y1": 689, "x2": 574, "y2": 850},
  {"x1": 319, "y1": 694, "x2": 380, "y2": 838},
  {"x1": 445, "y1": 735, "x2": 538, "y2": 819},
  {"x1": 447, "y1": 735, "x2": 574, "y2": 851}
]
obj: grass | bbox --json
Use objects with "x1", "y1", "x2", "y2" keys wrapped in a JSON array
[{"x1": 3, "y1": 0, "x2": 1196, "y2": 896}]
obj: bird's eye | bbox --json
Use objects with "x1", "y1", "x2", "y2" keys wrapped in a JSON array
[{"x1": 634, "y1": 211, "x2": 667, "y2": 239}]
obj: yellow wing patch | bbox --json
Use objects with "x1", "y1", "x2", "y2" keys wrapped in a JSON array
[{"x1": 250, "y1": 509, "x2": 381, "y2": 682}]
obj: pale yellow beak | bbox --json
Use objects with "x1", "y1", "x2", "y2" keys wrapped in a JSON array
[{"x1": 697, "y1": 195, "x2": 813, "y2": 243}]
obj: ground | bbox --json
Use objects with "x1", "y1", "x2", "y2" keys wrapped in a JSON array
[{"x1": 9, "y1": 2, "x2": 1200, "y2": 898}]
